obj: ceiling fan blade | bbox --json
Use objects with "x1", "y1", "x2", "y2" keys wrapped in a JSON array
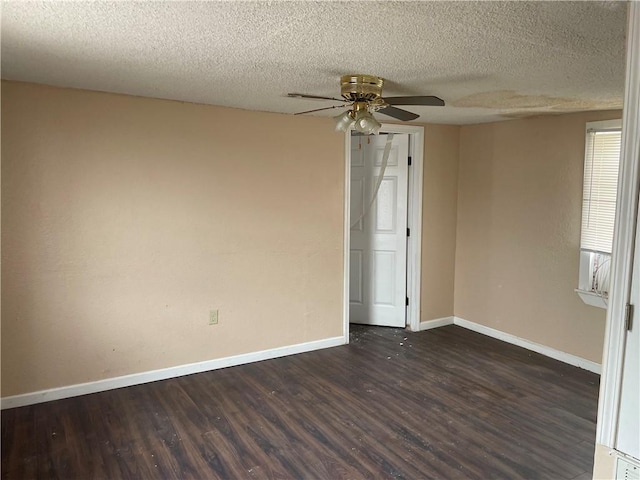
[
  {"x1": 294, "y1": 104, "x2": 347, "y2": 115},
  {"x1": 378, "y1": 105, "x2": 420, "y2": 121},
  {"x1": 384, "y1": 96, "x2": 445, "y2": 107},
  {"x1": 287, "y1": 93, "x2": 347, "y2": 103}
]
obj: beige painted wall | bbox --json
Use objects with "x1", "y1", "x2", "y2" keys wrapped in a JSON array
[
  {"x1": 455, "y1": 110, "x2": 621, "y2": 363},
  {"x1": 420, "y1": 125, "x2": 460, "y2": 321},
  {"x1": 593, "y1": 443, "x2": 617, "y2": 479},
  {"x1": 1, "y1": 81, "x2": 345, "y2": 396}
]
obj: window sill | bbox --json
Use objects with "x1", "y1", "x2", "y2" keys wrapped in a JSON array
[{"x1": 575, "y1": 289, "x2": 608, "y2": 309}]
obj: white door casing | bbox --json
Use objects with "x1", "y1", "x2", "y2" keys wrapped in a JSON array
[
  {"x1": 349, "y1": 133, "x2": 409, "y2": 327},
  {"x1": 342, "y1": 124, "x2": 424, "y2": 341}
]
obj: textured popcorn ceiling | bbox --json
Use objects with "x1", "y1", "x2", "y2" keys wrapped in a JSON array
[{"x1": 0, "y1": 1, "x2": 628, "y2": 125}]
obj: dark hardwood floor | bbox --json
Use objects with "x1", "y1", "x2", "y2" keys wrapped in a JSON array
[{"x1": 2, "y1": 325, "x2": 599, "y2": 479}]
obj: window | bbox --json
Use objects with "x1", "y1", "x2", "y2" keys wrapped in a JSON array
[{"x1": 576, "y1": 119, "x2": 622, "y2": 308}]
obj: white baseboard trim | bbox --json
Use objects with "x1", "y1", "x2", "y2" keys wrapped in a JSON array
[
  {"x1": 419, "y1": 316, "x2": 455, "y2": 331},
  {"x1": 1, "y1": 336, "x2": 346, "y2": 410},
  {"x1": 453, "y1": 317, "x2": 601, "y2": 374}
]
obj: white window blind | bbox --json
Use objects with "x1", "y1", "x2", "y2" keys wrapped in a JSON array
[{"x1": 580, "y1": 129, "x2": 622, "y2": 254}]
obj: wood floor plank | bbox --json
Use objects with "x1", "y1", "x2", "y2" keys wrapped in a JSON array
[{"x1": 2, "y1": 325, "x2": 600, "y2": 479}]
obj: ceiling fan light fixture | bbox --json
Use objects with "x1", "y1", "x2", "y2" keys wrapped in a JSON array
[
  {"x1": 334, "y1": 110, "x2": 355, "y2": 132},
  {"x1": 354, "y1": 110, "x2": 382, "y2": 135}
]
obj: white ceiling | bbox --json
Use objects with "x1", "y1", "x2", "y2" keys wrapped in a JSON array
[{"x1": 1, "y1": 1, "x2": 628, "y2": 125}]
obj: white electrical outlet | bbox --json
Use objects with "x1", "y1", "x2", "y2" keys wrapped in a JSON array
[{"x1": 209, "y1": 309, "x2": 219, "y2": 325}]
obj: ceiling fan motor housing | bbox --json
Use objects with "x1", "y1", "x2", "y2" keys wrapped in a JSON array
[{"x1": 340, "y1": 74, "x2": 384, "y2": 102}]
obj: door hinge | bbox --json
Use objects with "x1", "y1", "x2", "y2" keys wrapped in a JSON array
[
  {"x1": 624, "y1": 303, "x2": 633, "y2": 331},
  {"x1": 406, "y1": 297, "x2": 409, "y2": 306},
  {"x1": 408, "y1": 156, "x2": 412, "y2": 166},
  {"x1": 407, "y1": 228, "x2": 410, "y2": 237}
]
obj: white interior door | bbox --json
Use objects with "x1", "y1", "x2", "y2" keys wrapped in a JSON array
[
  {"x1": 349, "y1": 133, "x2": 409, "y2": 327},
  {"x1": 616, "y1": 203, "x2": 640, "y2": 459}
]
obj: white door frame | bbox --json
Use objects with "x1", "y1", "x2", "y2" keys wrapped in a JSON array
[{"x1": 342, "y1": 124, "x2": 424, "y2": 342}]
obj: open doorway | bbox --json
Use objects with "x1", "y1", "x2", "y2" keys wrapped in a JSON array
[{"x1": 342, "y1": 124, "x2": 424, "y2": 342}]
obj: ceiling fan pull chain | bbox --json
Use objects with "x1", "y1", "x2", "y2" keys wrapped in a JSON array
[{"x1": 350, "y1": 133, "x2": 394, "y2": 229}]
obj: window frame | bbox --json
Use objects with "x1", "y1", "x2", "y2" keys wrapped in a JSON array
[{"x1": 576, "y1": 119, "x2": 622, "y2": 309}]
